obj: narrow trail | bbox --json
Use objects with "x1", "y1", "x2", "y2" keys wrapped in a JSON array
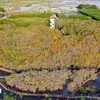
[{"x1": 0, "y1": 67, "x2": 14, "y2": 74}]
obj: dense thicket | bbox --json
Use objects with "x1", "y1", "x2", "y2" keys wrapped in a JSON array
[
  {"x1": 5, "y1": 70, "x2": 72, "y2": 93},
  {"x1": 5, "y1": 69, "x2": 96, "y2": 93},
  {"x1": 0, "y1": 7, "x2": 5, "y2": 12},
  {"x1": 0, "y1": 18, "x2": 100, "y2": 71}
]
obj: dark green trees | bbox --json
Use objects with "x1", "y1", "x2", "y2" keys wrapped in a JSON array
[
  {"x1": 0, "y1": 8, "x2": 5, "y2": 12},
  {"x1": 77, "y1": 4, "x2": 98, "y2": 9}
]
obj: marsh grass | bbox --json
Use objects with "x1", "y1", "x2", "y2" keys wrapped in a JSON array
[
  {"x1": 15, "y1": 22, "x2": 32, "y2": 27},
  {"x1": 10, "y1": 12, "x2": 52, "y2": 19},
  {"x1": 0, "y1": 18, "x2": 99, "y2": 70},
  {"x1": 67, "y1": 14, "x2": 91, "y2": 20},
  {"x1": 79, "y1": 9, "x2": 100, "y2": 20}
]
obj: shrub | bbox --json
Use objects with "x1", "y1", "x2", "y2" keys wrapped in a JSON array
[
  {"x1": 15, "y1": 22, "x2": 31, "y2": 27},
  {"x1": 0, "y1": 7, "x2": 6, "y2": 12},
  {"x1": 77, "y1": 4, "x2": 98, "y2": 9},
  {"x1": 81, "y1": 97, "x2": 85, "y2": 100},
  {"x1": 3, "y1": 93, "x2": 15, "y2": 100}
]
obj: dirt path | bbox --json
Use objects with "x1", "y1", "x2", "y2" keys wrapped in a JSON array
[{"x1": 0, "y1": 67, "x2": 14, "y2": 74}]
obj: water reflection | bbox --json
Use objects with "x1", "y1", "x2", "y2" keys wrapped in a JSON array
[
  {"x1": 95, "y1": 75, "x2": 100, "y2": 89},
  {"x1": 62, "y1": 80, "x2": 72, "y2": 96},
  {"x1": 19, "y1": 4, "x2": 40, "y2": 11}
]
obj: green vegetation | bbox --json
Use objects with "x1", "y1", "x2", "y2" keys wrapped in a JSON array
[
  {"x1": 0, "y1": 19, "x2": 14, "y2": 24},
  {"x1": 0, "y1": 14, "x2": 3, "y2": 18},
  {"x1": 19, "y1": 94, "x2": 23, "y2": 99},
  {"x1": 67, "y1": 13, "x2": 91, "y2": 20},
  {"x1": 15, "y1": 22, "x2": 31, "y2": 27},
  {"x1": 0, "y1": 17, "x2": 100, "y2": 71},
  {"x1": 77, "y1": 4, "x2": 100, "y2": 20},
  {"x1": 6, "y1": 70, "x2": 72, "y2": 93},
  {"x1": 0, "y1": 7, "x2": 5, "y2": 12},
  {"x1": 56, "y1": 19, "x2": 100, "y2": 36},
  {"x1": 0, "y1": 13, "x2": 100, "y2": 94},
  {"x1": 10, "y1": 12, "x2": 52, "y2": 19},
  {"x1": 79, "y1": 9, "x2": 100, "y2": 20},
  {"x1": 81, "y1": 97, "x2": 85, "y2": 100},
  {"x1": 80, "y1": 87, "x2": 96, "y2": 93},
  {"x1": 3, "y1": 93, "x2": 16, "y2": 100},
  {"x1": 0, "y1": 7, "x2": 5, "y2": 18},
  {"x1": 77, "y1": 4, "x2": 98, "y2": 9}
]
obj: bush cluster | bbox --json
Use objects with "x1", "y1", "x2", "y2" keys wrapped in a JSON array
[{"x1": 77, "y1": 4, "x2": 98, "y2": 9}]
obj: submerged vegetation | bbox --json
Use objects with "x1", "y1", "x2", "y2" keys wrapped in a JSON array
[{"x1": 0, "y1": 7, "x2": 5, "y2": 12}]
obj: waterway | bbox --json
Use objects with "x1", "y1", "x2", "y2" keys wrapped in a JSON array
[{"x1": 18, "y1": 4, "x2": 40, "y2": 12}]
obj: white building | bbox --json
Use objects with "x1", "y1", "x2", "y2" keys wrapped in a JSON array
[{"x1": 50, "y1": 14, "x2": 58, "y2": 29}]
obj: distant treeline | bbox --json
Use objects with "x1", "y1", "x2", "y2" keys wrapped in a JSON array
[{"x1": 77, "y1": 4, "x2": 98, "y2": 9}]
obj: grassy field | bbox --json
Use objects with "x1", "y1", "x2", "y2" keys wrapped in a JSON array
[
  {"x1": 79, "y1": 9, "x2": 100, "y2": 20},
  {"x1": 10, "y1": 12, "x2": 52, "y2": 19},
  {"x1": 67, "y1": 13, "x2": 91, "y2": 20}
]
